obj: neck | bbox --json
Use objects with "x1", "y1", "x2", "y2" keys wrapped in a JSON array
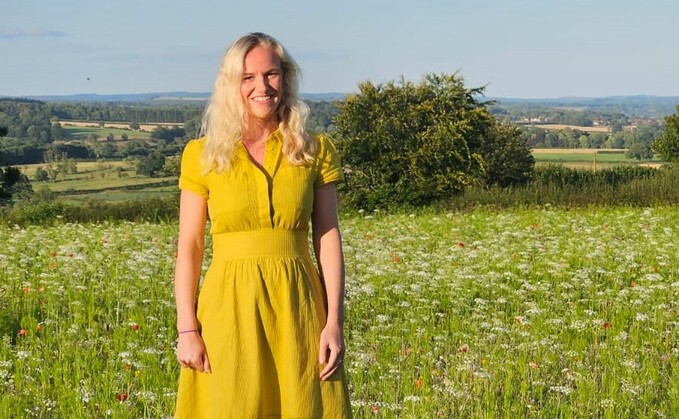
[{"x1": 243, "y1": 118, "x2": 279, "y2": 143}]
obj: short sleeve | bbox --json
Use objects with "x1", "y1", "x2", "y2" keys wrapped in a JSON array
[
  {"x1": 178, "y1": 139, "x2": 208, "y2": 198},
  {"x1": 314, "y1": 134, "x2": 344, "y2": 187}
]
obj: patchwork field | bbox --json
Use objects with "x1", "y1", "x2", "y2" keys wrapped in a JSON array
[
  {"x1": 0, "y1": 208, "x2": 676, "y2": 417},
  {"x1": 531, "y1": 148, "x2": 661, "y2": 169},
  {"x1": 61, "y1": 120, "x2": 184, "y2": 132},
  {"x1": 20, "y1": 161, "x2": 177, "y2": 202},
  {"x1": 519, "y1": 124, "x2": 612, "y2": 133}
]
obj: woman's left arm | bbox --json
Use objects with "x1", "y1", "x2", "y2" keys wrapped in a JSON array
[{"x1": 312, "y1": 182, "x2": 346, "y2": 381}]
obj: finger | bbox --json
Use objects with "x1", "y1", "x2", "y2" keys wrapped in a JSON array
[
  {"x1": 319, "y1": 347, "x2": 341, "y2": 380},
  {"x1": 203, "y1": 353, "x2": 212, "y2": 374},
  {"x1": 191, "y1": 355, "x2": 204, "y2": 372},
  {"x1": 320, "y1": 363, "x2": 338, "y2": 381},
  {"x1": 318, "y1": 339, "x2": 328, "y2": 364}
]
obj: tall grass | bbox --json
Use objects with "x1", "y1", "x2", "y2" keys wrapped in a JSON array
[
  {"x1": 0, "y1": 208, "x2": 676, "y2": 417},
  {"x1": 447, "y1": 164, "x2": 679, "y2": 210}
]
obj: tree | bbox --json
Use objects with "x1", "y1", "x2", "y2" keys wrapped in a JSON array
[
  {"x1": 0, "y1": 166, "x2": 33, "y2": 204},
  {"x1": 626, "y1": 142, "x2": 653, "y2": 160},
  {"x1": 129, "y1": 122, "x2": 140, "y2": 130},
  {"x1": 0, "y1": 126, "x2": 6, "y2": 163},
  {"x1": 653, "y1": 105, "x2": 679, "y2": 162},
  {"x1": 50, "y1": 122, "x2": 65, "y2": 140},
  {"x1": 34, "y1": 166, "x2": 49, "y2": 181},
  {"x1": 332, "y1": 73, "x2": 534, "y2": 208},
  {"x1": 136, "y1": 151, "x2": 165, "y2": 177}
]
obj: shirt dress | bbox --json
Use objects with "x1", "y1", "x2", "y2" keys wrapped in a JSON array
[{"x1": 175, "y1": 129, "x2": 352, "y2": 418}]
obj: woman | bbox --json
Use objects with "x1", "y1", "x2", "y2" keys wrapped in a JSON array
[{"x1": 173, "y1": 32, "x2": 351, "y2": 418}]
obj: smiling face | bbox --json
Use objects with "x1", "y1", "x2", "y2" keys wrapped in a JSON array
[{"x1": 240, "y1": 45, "x2": 283, "y2": 126}]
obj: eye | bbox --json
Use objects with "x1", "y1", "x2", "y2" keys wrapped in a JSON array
[{"x1": 242, "y1": 75, "x2": 254, "y2": 82}]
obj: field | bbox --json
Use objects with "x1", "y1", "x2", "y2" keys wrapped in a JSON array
[
  {"x1": 20, "y1": 161, "x2": 177, "y2": 202},
  {"x1": 531, "y1": 148, "x2": 660, "y2": 169},
  {"x1": 62, "y1": 126, "x2": 150, "y2": 140},
  {"x1": 61, "y1": 120, "x2": 184, "y2": 132},
  {"x1": 0, "y1": 208, "x2": 676, "y2": 417},
  {"x1": 520, "y1": 124, "x2": 612, "y2": 133}
]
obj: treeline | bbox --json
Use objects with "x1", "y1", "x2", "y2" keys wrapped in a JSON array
[
  {"x1": 0, "y1": 98, "x2": 339, "y2": 165},
  {"x1": 490, "y1": 105, "x2": 633, "y2": 128},
  {"x1": 520, "y1": 123, "x2": 663, "y2": 159}
]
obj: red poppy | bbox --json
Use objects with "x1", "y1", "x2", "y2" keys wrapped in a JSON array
[{"x1": 117, "y1": 393, "x2": 128, "y2": 402}]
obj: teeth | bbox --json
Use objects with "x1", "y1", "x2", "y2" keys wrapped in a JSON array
[{"x1": 253, "y1": 96, "x2": 271, "y2": 102}]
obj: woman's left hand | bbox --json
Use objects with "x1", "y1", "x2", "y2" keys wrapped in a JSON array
[{"x1": 318, "y1": 322, "x2": 345, "y2": 381}]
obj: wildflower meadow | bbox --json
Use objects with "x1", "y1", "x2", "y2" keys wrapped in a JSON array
[{"x1": 0, "y1": 207, "x2": 677, "y2": 417}]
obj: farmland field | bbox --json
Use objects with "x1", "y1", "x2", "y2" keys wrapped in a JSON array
[
  {"x1": 61, "y1": 120, "x2": 184, "y2": 132},
  {"x1": 519, "y1": 124, "x2": 612, "y2": 133},
  {"x1": 62, "y1": 126, "x2": 151, "y2": 140},
  {"x1": 531, "y1": 148, "x2": 661, "y2": 169},
  {"x1": 20, "y1": 161, "x2": 177, "y2": 202},
  {"x1": 0, "y1": 208, "x2": 676, "y2": 417}
]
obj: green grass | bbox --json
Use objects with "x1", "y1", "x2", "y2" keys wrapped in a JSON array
[
  {"x1": 21, "y1": 160, "x2": 178, "y2": 202},
  {"x1": 534, "y1": 152, "x2": 631, "y2": 162},
  {"x1": 63, "y1": 126, "x2": 150, "y2": 140},
  {"x1": 34, "y1": 176, "x2": 176, "y2": 193},
  {"x1": 0, "y1": 207, "x2": 676, "y2": 417}
]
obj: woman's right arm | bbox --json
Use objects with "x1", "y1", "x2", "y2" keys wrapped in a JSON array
[{"x1": 174, "y1": 189, "x2": 212, "y2": 373}]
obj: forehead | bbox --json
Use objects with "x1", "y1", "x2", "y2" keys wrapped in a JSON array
[{"x1": 243, "y1": 45, "x2": 281, "y2": 71}]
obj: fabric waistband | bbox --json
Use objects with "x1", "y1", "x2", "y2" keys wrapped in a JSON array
[{"x1": 211, "y1": 230, "x2": 310, "y2": 259}]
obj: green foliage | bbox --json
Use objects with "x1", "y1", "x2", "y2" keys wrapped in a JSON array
[
  {"x1": 531, "y1": 164, "x2": 659, "y2": 188},
  {"x1": 478, "y1": 123, "x2": 534, "y2": 187},
  {"x1": 150, "y1": 126, "x2": 186, "y2": 143},
  {"x1": 33, "y1": 166, "x2": 49, "y2": 182},
  {"x1": 448, "y1": 164, "x2": 678, "y2": 209},
  {"x1": 159, "y1": 154, "x2": 180, "y2": 177},
  {"x1": 307, "y1": 101, "x2": 339, "y2": 132},
  {"x1": 0, "y1": 99, "x2": 54, "y2": 143},
  {"x1": 333, "y1": 73, "x2": 533, "y2": 209},
  {"x1": 653, "y1": 105, "x2": 679, "y2": 162},
  {"x1": 136, "y1": 151, "x2": 165, "y2": 177},
  {"x1": 625, "y1": 141, "x2": 654, "y2": 160},
  {"x1": 2, "y1": 196, "x2": 178, "y2": 225},
  {"x1": 0, "y1": 166, "x2": 33, "y2": 204}
]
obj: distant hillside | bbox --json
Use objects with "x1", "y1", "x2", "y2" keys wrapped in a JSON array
[
  {"x1": 487, "y1": 95, "x2": 679, "y2": 117},
  {"x1": 6, "y1": 91, "x2": 348, "y2": 103},
  {"x1": 2, "y1": 92, "x2": 676, "y2": 117}
]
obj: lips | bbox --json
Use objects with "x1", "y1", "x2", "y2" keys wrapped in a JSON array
[{"x1": 252, "y1": 95, "x2": 274, "y2": 103}]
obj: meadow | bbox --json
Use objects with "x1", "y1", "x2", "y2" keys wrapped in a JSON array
[{"x1": 0, "y1": 207, "x2": 676, "y2": 417}]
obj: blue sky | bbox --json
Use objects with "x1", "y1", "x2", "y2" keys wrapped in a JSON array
[{"x1": 1, "y1": 0, "x2": 678, "y2": 98}]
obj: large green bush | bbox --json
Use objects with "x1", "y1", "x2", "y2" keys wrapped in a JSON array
[
  {"x1": 653, "y1": 105, "x2": 679, "y2": 162},
  {"x1": 332, "y1": 73, "x2": 534, "y2": 209}
]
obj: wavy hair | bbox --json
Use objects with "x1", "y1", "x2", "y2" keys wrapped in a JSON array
[{"x1": 200, "y1": 32, "x2": 315, "y2": 174}]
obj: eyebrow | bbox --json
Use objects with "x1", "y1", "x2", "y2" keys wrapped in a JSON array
[{"x1": 242, "y1": 67, "x2": 281, "y2": 76}]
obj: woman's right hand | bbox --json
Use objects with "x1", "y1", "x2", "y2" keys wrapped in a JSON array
[{"x1": 176, "y1": 332, "x2": 212, "y2": 374}]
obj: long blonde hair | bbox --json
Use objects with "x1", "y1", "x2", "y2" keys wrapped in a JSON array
[{"x1": 200, "y1": 32, "x2": 316, "y2": 173}]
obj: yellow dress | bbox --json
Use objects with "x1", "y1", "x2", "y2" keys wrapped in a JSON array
[{"x1": 175, "y1": 130, "x2": 352, "y2": 418}]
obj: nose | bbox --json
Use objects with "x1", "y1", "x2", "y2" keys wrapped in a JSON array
[{"x1": 256, "y1": 75, "x2": 270, "y2": 92}]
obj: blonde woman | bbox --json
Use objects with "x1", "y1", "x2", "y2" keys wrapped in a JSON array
[{"x1": 173, "y1": 32, "x2": 351, "y2": 418}]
